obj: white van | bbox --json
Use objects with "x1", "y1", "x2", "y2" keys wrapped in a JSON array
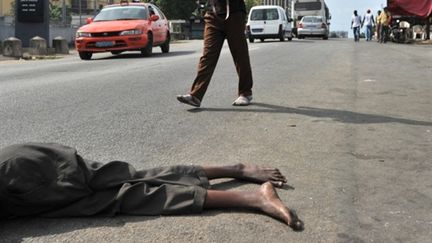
[{"x1": 246, "y1": 5, "x2": 293, "y2": 43}]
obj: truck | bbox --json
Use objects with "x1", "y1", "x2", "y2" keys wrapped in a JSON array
[{"x1": 291, "y1": 0, "x2": 331, "y2": 36}]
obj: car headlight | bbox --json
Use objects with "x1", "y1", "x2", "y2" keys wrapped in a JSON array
[
  {"x1": 120, "y1": 29, "x2": 143, "y2": 36},
  {"x1": 76, "y1": 32, "x2": 91, "y2": 38}
]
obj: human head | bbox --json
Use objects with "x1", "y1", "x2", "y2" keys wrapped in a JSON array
[
  {"x1": 378, "y1": 10, "x2": 382, "y2": 15},
  {"x1": 354, "y1": 10, "x2": 358, "y2": 16},
  {"x1": 367, "y1": 9, "x2": 371, "y2": 14}
]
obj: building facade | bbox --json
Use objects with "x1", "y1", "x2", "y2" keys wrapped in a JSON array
[
  {"x1": 261, "y1": 0, "x2": 292, "y2": 16},
  {"x1": 0, "y1": 0, "x2": 115, "y2": 18}
]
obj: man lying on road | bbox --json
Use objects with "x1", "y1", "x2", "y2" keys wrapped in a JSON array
[{"x1": 0, "y1": 143, "x2": 303, "y2": 231}]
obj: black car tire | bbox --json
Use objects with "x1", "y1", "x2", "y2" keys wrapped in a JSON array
[
  {"x1": 249, "y1": 36, "x2": 255, "y2": 43},
  {"x1": 79, "y1": 51, "x2": 92, "y2": 60},
  {"x1": 279, "y1": 26, "x2": 285, "y2": 42},
  {"x1": 111, "y1": 51, "x2": 122, "y2": 55},
  {"x1": 161, "y1": 32, "x2": 170, "y2": 53},
  {"x1": 141, "y1": 32, "x2": 153, "y2": 57}
]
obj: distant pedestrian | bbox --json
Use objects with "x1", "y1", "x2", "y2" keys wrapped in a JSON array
[
  {"x1": 351, "y1": 10, "x2": 362, "y2": 42},
  {"x1": 376, "y1": 10, "x2": 382, "y2": 42},
  {"x1": 362, "y1": 9, "x2": 375, "y2": 41},
  {"x1": 379, "y1": 7, "x2": 391, "y2": 43}
]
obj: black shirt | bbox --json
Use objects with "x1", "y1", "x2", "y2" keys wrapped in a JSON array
[{"x1": 209, "y1": 0, "x2": 246, "y2": 15}]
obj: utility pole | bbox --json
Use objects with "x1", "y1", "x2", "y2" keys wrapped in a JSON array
[
  {"x1": 79, "y1": 0, "x2": 82, "y2": 26},
  {"x1": 62, "y1": 0, "x2": 66, "y2": 26}
]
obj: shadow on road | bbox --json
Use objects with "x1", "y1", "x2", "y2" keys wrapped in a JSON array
[
  {"x1": 92, "y1": 50, "x2": 196, "y2": 60},
  {"x1": 0, "y1": 215, "x2": 158, "y2": 242},
  {"x1": 188, "y1": 102, "x2": 432, "y2": 126}
]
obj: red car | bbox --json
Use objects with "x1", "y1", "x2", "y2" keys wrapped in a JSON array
[{"x1": 75, "y1": 2, "x2": 170, "y2": 60}]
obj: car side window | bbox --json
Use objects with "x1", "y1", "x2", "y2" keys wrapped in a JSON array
[
  {"x1": 148, "y1": 6, "x2": 156, "y2": 16},
  {"x1": 281, "y1": 10, "x2": 287, "y2": 21},
  {"x1": 152, "y1": 5, "x2": 166, "y2": 20}
]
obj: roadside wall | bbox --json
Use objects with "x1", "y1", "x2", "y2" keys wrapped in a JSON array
[{"x1": 1, "y1": 22, "x2": 78, "y2": 46}]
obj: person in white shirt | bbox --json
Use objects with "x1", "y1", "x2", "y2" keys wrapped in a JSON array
[
  {"x1": 351, "y1": 10, "x2": 362, "y2": 42},
  {"x1": 362, "y1": 9, "x2": 375, "y2": 41}
]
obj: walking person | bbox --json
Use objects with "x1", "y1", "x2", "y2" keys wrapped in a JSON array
[
  {"x1": 177, "y1": 0, "x2": 254, "y2": 107},
  {"x1": 379, "y1": 7, "x2": 391, "y2": 43},
  {"x1": 375, "y1": 10, "x2": 382, "y2": 42},
  {"x1": 362, "y1": 9, "x2": 375, "y2": 41},
  {"x1": 351, "y1": 10, "x2": 362, "y2": 42},
  {"x1": 0, "y1": 142, "x2": 304, "y2": 231}
]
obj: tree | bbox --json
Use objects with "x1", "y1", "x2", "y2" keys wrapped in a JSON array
[
  {"x1": 155, "y1": 0, "x2": 197, "y2": 20},
  {"x1": 10, "y1": 1, "x2": 16, "y2": 17},
  {"x1": 244, "y1": 0, "x2": 261, "y2": 13},
  {"x1": 50, "y1": 2, "x2": 63, "y2": 23}
]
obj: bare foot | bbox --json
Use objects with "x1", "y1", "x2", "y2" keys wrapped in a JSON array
[
  {"x1": 258, "y1": 182, "x2": 304, "y2": 231},
  {"x1": 236, "y1": 163, "x2": 288, "y2": 188}
]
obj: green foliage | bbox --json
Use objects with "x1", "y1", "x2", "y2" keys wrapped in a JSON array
[
  {"x1": 244, "y1": 0, "x2": 261, "y2": 13},
  {"x1": 50, "y1": 3, "x2": 63, "y2": 22},
  {"x1": 10, "y1": 1, "x2": 16, "y2": 17},
  {"x1": 49, "y1": 3, "x2": 72, "y2": 24},
  {"x1": 154, "y1": 0, "x2": 197, "y2": 20}
]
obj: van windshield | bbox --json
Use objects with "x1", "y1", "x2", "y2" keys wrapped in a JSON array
[{"x1": 250, "y1": 9, "x2": 279, "y2": 21}]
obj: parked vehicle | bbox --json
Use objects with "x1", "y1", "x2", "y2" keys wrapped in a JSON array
[
  {"x1": 75, "y1": 2, "x2": 170, "y2": 60},
  {"x1": 291, "y1": 0, "x2": 331, "y2": 37},
  {"x1": 246, "y1": 5, "x2": 293, "y2": 43},
  {"x1": 297, "y1": 15, "x2": 329, "y2": 39},
  {"x1": 390, "y1": 20, "x2": 413, "y2": 43}
]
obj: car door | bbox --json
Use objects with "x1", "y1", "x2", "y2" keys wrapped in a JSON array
[
  {"x1": 149, "y1": 5, "x2": 167, "y2": 44},
  {"x1": 263, "y1": 8, "x2": 280, "y2": 35},
  {"x1": 148, "y1": 5, "x2": 161, "y2": 43}
]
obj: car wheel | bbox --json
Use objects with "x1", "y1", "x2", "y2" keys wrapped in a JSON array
[
  {"x1": 249, "y1": 36, "x2": 255, "y2": 43},
  {"x1": 141, "y1": 32, "x2": 153, "y2": 57},
  {"x1": 161, "y1": 32, "x2": 170, "y2": 53},
  {"x1": 323, "y1": 36, "x2": 329, "y2": 40},
  {"x1": 79, "y1": 51, "x2": 92, "y2": 60},
  {"x1": 260, "y1": 38, "x2": 265, "y2": 42},
  {"x1": 111, "y1": 51, "x2": 122, "y2": 55},
  {"x1": 288, "y1": 37, "x2": 292, "y2": 41}
]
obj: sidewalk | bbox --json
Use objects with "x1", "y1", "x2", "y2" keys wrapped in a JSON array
[{"x1": 0, "y1": 50, "x2": 75, "y2": 62}]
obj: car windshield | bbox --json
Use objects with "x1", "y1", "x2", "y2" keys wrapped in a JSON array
[
  {"x1": 93, "y1": 6, "x2": 148, "y2": 21},
  {"x1": 250, "y1": 9, "x2": 279, "y2": 21},
  {"x1": 302, "y1": 16, "x2": 323, "y2": 23}
]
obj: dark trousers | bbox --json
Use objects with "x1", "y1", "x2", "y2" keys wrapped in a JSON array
[
  {"x1": 380, "y1": 25, "x2": 389, "y2": 43},
  {"x1": 190, "y1": 11, "x2": 253, "y2": 101},
  {"x1": 353, "y1": 26, "x2": 360, "y2": 41},
  {"x1": 0, "y1": 143, "x2": 209, "y2": 219},
  {"x1": 376, "y1": 24, "x2": 381, "y2": 42}
]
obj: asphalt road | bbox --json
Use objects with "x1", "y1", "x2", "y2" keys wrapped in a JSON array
[{"x1": 0, "y1": 38, "x2": 431, "y2": 243}]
